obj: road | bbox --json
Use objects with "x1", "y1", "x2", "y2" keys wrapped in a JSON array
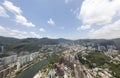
[{"x1": 73, "y1": 51, "x2": 93, "y2": 78}]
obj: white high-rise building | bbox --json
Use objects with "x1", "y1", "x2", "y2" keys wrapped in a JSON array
[{"x1": 0, "y1": 46, "x2": 4, "y2": 53}]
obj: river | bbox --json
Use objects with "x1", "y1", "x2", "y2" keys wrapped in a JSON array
[{"x1": 15, "y1": 55, "x2": 54, "y2": 78}]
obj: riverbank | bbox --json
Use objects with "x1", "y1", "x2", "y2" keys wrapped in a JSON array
[{"x1": 15, "y1": 53, "x2": 56, "y2": 78}]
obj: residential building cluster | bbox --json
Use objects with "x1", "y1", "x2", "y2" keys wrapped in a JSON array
[
  {"x1": 0, "y1": 51, "x2": 40, "y2": 71},
  {"x1": 90, "y1": 68, "x2": 112, "y2": 78},
  {"x1": 63, "y1": 42, "x2": 119, "y2": 54},
  {"x1": 40, "y1": 44, "x2": 64, "y2": 53},
  {"x1": 1, "y1": 54, "x2": 17, "y2": 66}
]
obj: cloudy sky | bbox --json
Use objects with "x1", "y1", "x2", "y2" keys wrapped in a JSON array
[{"x1": 0, "y1": 0, "x2": 120, "y2": 39}]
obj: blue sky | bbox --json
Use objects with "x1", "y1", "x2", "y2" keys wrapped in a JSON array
[{"x1": 0, "y1": 0, "x2": 120, "y2": 39}]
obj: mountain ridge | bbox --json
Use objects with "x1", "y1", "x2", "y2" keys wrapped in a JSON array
[{"x1": 0, "y1": 36, "x2": 120, "y2": 52}]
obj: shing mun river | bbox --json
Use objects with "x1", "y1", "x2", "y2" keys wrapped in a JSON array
[{"x1": 15, "y1": 54, "x2": 54, "y2": 78}]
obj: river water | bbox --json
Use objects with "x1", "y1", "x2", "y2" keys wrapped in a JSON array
[{"x1": 15, "y1": 55, "x2": 53, "y2": 78}]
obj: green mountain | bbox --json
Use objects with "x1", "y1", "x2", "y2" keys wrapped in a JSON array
[
  {"x1": 0, "y1": 36, "x2": 120, "y2": 53},
  {"x1": 0, "y1": 36, "x2": 71, "y2": 52},
  {"x1": 112, "y1": 38, "x2": 120, "y2": 50}
]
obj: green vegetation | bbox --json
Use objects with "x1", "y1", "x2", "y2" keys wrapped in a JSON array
[
  {"x1": 86, "y1": 52, "x2": 111, "y2": 67},
  {"x1": 77, "y1": 52, "x2": 120, "y2": 78},
  {"x1": 0, "y1": 53, "x2": 9, "y2": 58},
  {"x1": 71, "y1": 71, "x2": 75, "y2": 77},
  {"x1": 15, "y1": 53, "x2": 59, "y2": 78},
  {"x1": 13, "y1": 43, "x2": 41, "y2": 53},
  {"x1": 77, "y1": 52, "x2": 110, "y2": 68},
  {"x1": 0, "y1": 36, "x2": 71, "y2": 53},
  {"x1": 3, "y1": 64, "x2": 8, "y2": 69},
  {"x1": 42, "y1": 53, "x2": 60, "y2": 69},
  {"x1": 0, "y1": 36, "x2": 120, "y2": 53},
  {"x1": 109, "y1": 63, "x2": 120, "y2": 78}
]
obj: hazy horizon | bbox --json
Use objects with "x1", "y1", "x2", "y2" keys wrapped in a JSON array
[{"x1": 0, "y1": 35, "x2": 120, "y2": 41}]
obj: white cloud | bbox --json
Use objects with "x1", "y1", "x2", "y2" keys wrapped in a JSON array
[
  {"x1": 30, "y1": 32, "x2": 41, "y2": 38},
  {"x1": 79, "y1": 0, "x2": 120, "y2": 25},
  {"x1": 16, "y1": 15, "x2": 35, "y2": 27},
  {"x1": 39, "y1": 28, "x2": 46, "y2": 32},
  {"x1": 3, "y1": 1, "x2": 22, "y2": 15},
  {"x1": 0, "y1": 6, "x2": 9, "y2": 17},
  {"x1": 0, "y1": 26, "x2": 40, "y2": 39},
  {"x1": 0, "y1": 26, "x2": 5, "y2": 32},
  {"x1": 3, "y1": 1, "x2": 35, "y2": 27},
  {"x1": 45, "y1": 35, "x2": 59, "y2": 39},
  {"x1": 47, "y1": 18, "x2": 55, "y2": 26},
  {"x1": 65, "y1": 0, "x2": 73, "y2": 4},
  {"x1": 76, "y1": 27, "x2": 81, "y2": 31},
  {"x1": 88, "y1": 20, "x2": 120, "y2": 39},
  {"x1": 73, "y1": 8, "x2": 80, "y2": 16},
  {"x1": 77, "y1": 25, "x2": 91, "y2": 30},
  {"x1": 65, "y1": 0, "x2": 69, "y2": 4}
]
